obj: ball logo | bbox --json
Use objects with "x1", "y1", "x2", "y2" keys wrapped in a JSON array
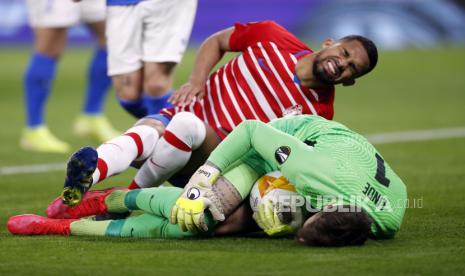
[
  {"x1": 187, "y1": 187, "x2": 201, "y2": 200},
  {"x1": 275, "y1": 146, "x2": 291, "y2": 164}
]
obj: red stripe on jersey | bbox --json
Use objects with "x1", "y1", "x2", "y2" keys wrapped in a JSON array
[
  {"x1": 124, "y1": 132, "x2": 143, "y2": 158},
  {"x1": 230, "y1": 59, "x2": 271, "y2": 121},
  {"x1": 264, "y1": 43, "x2": 314, "y2": 115},
  {"x1": 242, "y1": 49, "x2": 284, "y2": 116},
  {"x1": 224, "y1": 60, "x2": 256, "y2": 119},
  {"x1": 203, "y1": 84, "x2": 220, "y2": 129},
  {"x1": 97, "y1": 158, "x2": 108, "y2": 183},
  {"x1": 164, "y1": 130, "x2": 191, "y2": 152},
  {"x1": 270, "y1": 42, "x2": 319, "y2": 115},
  {"x1": 208, "y1": 72, "x2": 233, "y2": 132},
  {"x1": 255, "y1": 45, "x2": 294, "y2": 108},
  {"x1": 192, "y1": 102, "x2": 205, "y2": 121},
  {"x1": 217, "y1": 66, "x2": 243, "y2": 126}
]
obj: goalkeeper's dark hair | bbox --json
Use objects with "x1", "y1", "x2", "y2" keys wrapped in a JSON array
[
  {"x1": 339, "y1": 35, "x2": 378, "y2": 74},
  {"x1": 296, "y1": 205, "x2": 372, "y2": 247}
]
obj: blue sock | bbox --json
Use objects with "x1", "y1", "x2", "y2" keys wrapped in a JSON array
[
  {"x1": 23, "y1": 53, "x2": 57, "y2": 128},
  {"x1": 143, "y1": 91, "x2": 174, "y2": 115},
  {"x1": 83, "y1": 47, "x2": 111, "y2": 115},
  {"x1": 117, "y1": 97, "x2": 147, "y2": 118}
]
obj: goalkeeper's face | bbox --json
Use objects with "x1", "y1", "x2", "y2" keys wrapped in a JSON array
[{"x1": 313, "y1": 39, "x2": 370, "y2": 86}]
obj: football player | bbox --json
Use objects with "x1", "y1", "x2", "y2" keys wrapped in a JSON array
[
  {"x1": 171, "y1": 114, "x2": 407, "y2": 244},
  {"x1": 101, "y1": 0, "x2": 197, "y2": 117},
  {"x1": 21, "y1": 0, "x2": 119, "y2": 153}
]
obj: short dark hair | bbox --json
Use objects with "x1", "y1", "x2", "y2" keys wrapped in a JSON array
[
  {"x1": 296, "y1": 206, "x2": 372, "y2": 247},
  {"x1": 339, "y1": 35, "x2": 378, "y2": 74}
]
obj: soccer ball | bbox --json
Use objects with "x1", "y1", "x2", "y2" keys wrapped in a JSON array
[{"x1": 249, "y1": 171, "x2": 299, "y2": 213}]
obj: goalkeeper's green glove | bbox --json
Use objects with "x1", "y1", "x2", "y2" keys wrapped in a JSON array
[
  {"x1": 253, "y1": 199, "x2": 303, "y2": 237},
  {"x1": 170, "y1": 164, "x2": 225, "y2": 232}
]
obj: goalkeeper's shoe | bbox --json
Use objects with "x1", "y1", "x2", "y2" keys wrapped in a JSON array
[
  {"x1": 74, "y1": 114, "x2": 120, "y2": 143},
  {"x1": 62, "y1": 147, "x2": 98, "y2": 206},
  {"x1": 47, "y1": 187, "x2": 125, "y2": 219},
  {"x1": 7, "y1": 214, "x2": 76, "y2": 236},
  {"x1": 20, "y1": 126, "x2": 70, "y2": 153}
]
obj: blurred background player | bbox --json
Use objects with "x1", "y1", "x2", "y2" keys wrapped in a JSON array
[
  {"x1": 21, "y1": 0, "x2": 119, "y2": 153},
  {"x1": 105, "y1": 0, "x2": 198, "y2": 118}
]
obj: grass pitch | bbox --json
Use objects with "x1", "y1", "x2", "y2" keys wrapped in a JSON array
[{"x1": 0, "y1": 46, "x2": 465, "y2": 275}]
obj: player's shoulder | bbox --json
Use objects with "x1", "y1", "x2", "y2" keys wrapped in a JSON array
[
  {"x1": 238, "y1": 21, "x2": 306, "y2": 44},
  {"x1": 237, "y1": 20, "x2": 285, "y2": 30}
]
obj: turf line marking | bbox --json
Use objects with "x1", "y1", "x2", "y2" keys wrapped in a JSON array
[
  {"x1": 0, "y1": 162, "x2": 65, "y2": 176},
  {"x1": 1, "y1": 127, "x2": 465, "y2": 176},
  {"x1": 366, "y1": 126, "x2": 465, "y2": 145}
]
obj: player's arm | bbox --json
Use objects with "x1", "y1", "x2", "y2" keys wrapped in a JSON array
[
  {"x1": 208, "y1": 120, "x2": 315, "y2": 173},
  {"x1": 169, "y1": 27, "x2": 235, "y2": 106}
]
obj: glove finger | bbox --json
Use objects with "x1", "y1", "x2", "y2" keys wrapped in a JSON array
[
  {"x1": 258, "y1": 203, "x2": 272, "y2": 230},
  {"x1": 274, "y1": 225, "x2": 294, "y2": 236},
  {"x1": 273, "y1": 207, "x2": 282, "y2": 227},
  {"x1": 275, "y1": 200, "x2": 283, "y2": 223},
  {"x1": 252, "y1": 210, "x2": 260, "y2": 224},
  {"x1": 264, "y1": 201, "x2": 276, "y2": 228},
  {"x1": 197, "y1": 213, "x2": 209, "y2": 232},
  {"x1": 177, "y1": 210, "x2": 188, "y2": 232},
  {"x1": 204, "y1": 198, "x2": 225, "y2": 222},
  {"x1": 184, "y1": 210, "x2": 198, "y2": 233},
  {"x1": 266, "y1": 226, "x2": 284, "y2": 237},
  {"x1": 253, "y1": 211, "x2": 267, "y2": 231},
  {"x1": 170, "y1": 204, "x2": 178, "y2": 224}
]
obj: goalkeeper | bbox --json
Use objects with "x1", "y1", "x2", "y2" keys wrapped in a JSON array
[{"x1": 172, "y1": 114, "x2": 408, "y2": 243}]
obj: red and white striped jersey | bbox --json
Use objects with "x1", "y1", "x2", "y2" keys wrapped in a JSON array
[{"x1": 161, "y1": 21, "x2": 335, "y2": 139}]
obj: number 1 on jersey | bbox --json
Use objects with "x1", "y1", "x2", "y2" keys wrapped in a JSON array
[{"x1": 375, "y1": 153, "x2": 390, "y2": 187}]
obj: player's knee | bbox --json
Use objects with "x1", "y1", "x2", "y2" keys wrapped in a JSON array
[
  {"x1": 112, "y1": 75, "x2": 141, "y2": 101},
  {"x1": 296, "y1": 206, "x2": 372, "y2": 247},
  {"x1": 134, "y1": 118, "x2": 165, "y2": 136},
  {"x1": 144, "y1": 77, "x2": 171, "y2": 95},
  {"x1": 123, "y1": 121, "x2": 163, "y2": 159},
  {"x1": 167, "y1": 112, "x2": 206, "y2": 149},
  {"x1": 143, "y1": 63, "x2": 176, "y2": 94},
  {"x1": 34, "y1": 29, "x2": 67, "y2": 58}
]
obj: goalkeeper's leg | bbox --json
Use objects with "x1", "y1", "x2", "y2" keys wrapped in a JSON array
[
  {"x1": 106, "y1": 186, "x2": 182, "y2": 217},
  {"x1": 70, "y1": 213, "x2": 198, "y2": 238}
]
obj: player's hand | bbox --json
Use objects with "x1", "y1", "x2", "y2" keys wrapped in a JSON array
[
  {"x1": 168, "y1": 81, "x2": 205, "y2": 106},
  {"x1": 253, "y1": 199, "x2": 303, "y2": 237},
  {"x1": 170, "y1": 164, "x2": 225, "y2": 232}
]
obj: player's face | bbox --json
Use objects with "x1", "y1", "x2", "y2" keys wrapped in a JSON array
[{"x1": 313, "y1": 39, "x2": 370, "y2": 86}]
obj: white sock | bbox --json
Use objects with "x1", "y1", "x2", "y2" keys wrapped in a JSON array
[
  {"x1": 92, "y1": 125, "x2": 159, "y2": 184},
  {"x1": 132, "y1": 112, "x2": 206, "y2": 188}
]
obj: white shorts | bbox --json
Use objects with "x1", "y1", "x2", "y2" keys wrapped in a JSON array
[
  {"x1": 106, "y1": 0, "x2": 197, "y2": 76},
  {"x1": 26, "y1": 0, "x2": 106, "y2": 28}
]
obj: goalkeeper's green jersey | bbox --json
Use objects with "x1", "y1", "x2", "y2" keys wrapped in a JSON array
[{"x1": 208, "y1": 115, "x2": 407, "y2": 239}]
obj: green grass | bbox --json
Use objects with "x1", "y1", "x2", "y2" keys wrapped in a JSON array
[{"x1": 0, "y1": 46, "x2": 465, "y2": 275}]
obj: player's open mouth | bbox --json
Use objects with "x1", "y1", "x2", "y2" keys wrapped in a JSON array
[{"x1": 324, "y1": 59, "x2": 340, "y2": 79}]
